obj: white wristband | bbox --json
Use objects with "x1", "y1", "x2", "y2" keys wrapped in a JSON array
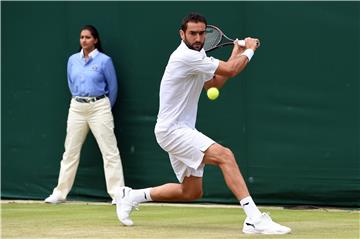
[{"x1": 241, "y1": 49, "x2": 254, "y2": 61}]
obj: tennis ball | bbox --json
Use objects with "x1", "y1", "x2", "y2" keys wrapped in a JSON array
[{"x1": 207, "y1": 87, "x2": 219, "y2": 100}]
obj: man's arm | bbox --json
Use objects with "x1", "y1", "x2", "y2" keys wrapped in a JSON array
[{"x1": 204, "y1": 37, "x2": 259, "y2": 90}]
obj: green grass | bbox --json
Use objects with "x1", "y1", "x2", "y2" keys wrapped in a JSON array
[{"x1": 1, "y1": 202, "x2": 359, "y2": 239}]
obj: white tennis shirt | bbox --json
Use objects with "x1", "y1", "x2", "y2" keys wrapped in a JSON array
[{"x1": 156, "y1": 41, "x2": 220, "y2": 132}]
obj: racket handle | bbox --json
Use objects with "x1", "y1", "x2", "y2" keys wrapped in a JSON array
[
  {"x1": 237, "y1": 39, "x2": 260, "y2": 47},
  {"x1": 237, "y1": 40, "x2": 246, "y2": 47}
]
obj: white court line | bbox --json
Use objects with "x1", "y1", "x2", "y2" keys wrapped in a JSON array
[{"x1": 1, "y1": 200, "x2": 358, "y2": 212}]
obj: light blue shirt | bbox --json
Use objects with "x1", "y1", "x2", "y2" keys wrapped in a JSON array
[{"x1": 67, "y1": 49, "x2": 118, "y2": 107}]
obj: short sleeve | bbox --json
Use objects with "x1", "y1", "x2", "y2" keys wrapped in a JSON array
[{"x1": 189, "y1": 53, "x2": 219, "y2": 81}]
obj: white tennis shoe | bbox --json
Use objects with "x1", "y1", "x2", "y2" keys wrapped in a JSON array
[
  {"x1": 115, "y1": 186, "x2": 139, "y2": 226},
  {"x1": 242, "y1": 212, "x2": 291, "y2": 235},
  {"x1": 44, "y1": 193, "x2": 66, "y2": 204}
]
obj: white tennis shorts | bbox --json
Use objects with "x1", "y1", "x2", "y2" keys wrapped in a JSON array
[{"x1": 155, "y1": 126, "x2": 215, "y2": 183}]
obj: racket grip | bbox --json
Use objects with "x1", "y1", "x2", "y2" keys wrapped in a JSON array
[
  {"x1": 237, "y1": 39, "x2": 261, "y2": 47},
  {"x1": 237, "y1": 40, "x2": 246, "y2": 47}
]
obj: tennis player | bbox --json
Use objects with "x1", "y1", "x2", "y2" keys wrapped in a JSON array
[{"x1": 116, "y1": 13, "x2": 291, "y2": 235}]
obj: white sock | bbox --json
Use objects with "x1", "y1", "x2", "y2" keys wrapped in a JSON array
[
  {"x1": 130, "y1": 188, "x2": 153, "y2": 203},
  {"x1": 240, "y1": 196, "x2": 262, "y2": 219}
]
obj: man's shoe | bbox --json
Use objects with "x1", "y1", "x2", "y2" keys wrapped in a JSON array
[
  {"x1": 44, "y1": 193, "x2": 66, "y2": 204},
  {"x1": 111, "y1": 198, "x2": 116, "y2": 205},
  {"x1": 115, "y1": 186, "x2": 139, "y2": 226},
  {"x1": 243, "y1": 212, "x2": 291, "y2": 235}
]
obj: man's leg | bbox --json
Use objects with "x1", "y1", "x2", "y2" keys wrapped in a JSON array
[
  {"x1": 150, "y1": 175, "x2": 203, "y2": 201},
  {"x1": 202, "y1": 143, "x2": 261, "y2": 218},
  {"x1": 203, "y1": 143, "x2": 291, "y2": 234},
  {"x1": 202, "y1": 143, "x2": 249, "y2": 200},
  {"x1": 116, "y1": 176, "x2": 203, "y2": 226},
  {"x1": 116, "y1": 127, "x2": 209, "y2": 225}
]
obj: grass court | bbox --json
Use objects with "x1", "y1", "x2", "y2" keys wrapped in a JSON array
[{"x1": 2, "y1": 201, "x2": 359, "y2": 238}]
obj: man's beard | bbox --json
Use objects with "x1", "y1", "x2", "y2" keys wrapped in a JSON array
[{"x1": 183, "y1": 38, "x2": 204, "y2": 52}]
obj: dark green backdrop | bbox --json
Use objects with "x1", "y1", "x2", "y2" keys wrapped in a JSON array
[{"x1": 2, "y1": 2, "x2": 359, "y2": 207}]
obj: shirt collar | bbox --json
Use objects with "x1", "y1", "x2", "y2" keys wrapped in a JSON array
[{"x1": 80, "y1": 48, "x2": 99, "y2": 59}]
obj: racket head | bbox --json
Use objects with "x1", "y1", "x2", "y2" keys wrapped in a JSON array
[
  {"x1": 204, "y1": 25, "x2": 224, "y2": 52},
  {"x1": 204, "y1": 25, "x2": 235, "y2": 52}
]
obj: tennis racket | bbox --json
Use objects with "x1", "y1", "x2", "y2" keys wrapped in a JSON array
[{"x1": 204, "y1": 25, "x2": 260, "y2": 52}]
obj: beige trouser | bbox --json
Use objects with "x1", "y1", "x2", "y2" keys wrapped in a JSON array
[{"x1": 52, "y1": 97, "x2": 124, "y2": 200}]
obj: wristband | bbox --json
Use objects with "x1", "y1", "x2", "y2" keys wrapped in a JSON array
[{"x1": 241, "y1": 49, "x2": 254, "y2": 61}]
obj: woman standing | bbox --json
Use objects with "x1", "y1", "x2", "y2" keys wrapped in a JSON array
[{"x1": 45, "y1": 25, "x2": 124, "y2": 204}]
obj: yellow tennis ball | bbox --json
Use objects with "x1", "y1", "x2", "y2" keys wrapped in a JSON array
[{"x1": 207, "y1": 87, "x2": 219, "y2": 100}]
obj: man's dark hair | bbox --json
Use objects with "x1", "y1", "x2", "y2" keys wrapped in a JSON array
[{"x1": 180, "y1": 12, "x2": 207, "y2": 32}]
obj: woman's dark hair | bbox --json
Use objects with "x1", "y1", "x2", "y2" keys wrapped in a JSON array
[
  {"x1": 78, "y1": 25, "x2": 104, "y2": 52},
  {"x1": 180, "y1": 12, "x2": 207, "y2": 32}
]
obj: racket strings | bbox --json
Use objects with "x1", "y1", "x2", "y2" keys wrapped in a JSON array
[{"x1": 204, "y1": 27, "x2": 222, "y2": 51}]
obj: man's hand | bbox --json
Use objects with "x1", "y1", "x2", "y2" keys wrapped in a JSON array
[
  {"x1": 244, "y1": 37, "x2": 260, "y2": 51},
  {"x1": 230, "y1": 39, "x2": 245, "y2": 57}
]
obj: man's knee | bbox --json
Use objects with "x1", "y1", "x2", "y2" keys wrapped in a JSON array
[
  {"x1": 182, "y1": 188, "x2": 203, "y2": 201},
  {"x1": 222, "y1": 147, "x2": 234, "y2": 160},
  {"x1": 204, "y1": 144, "x2": 236, "y2": 165},
  {"x1": 181, "y1": 176, "x2": 203, "y2": 201}
]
